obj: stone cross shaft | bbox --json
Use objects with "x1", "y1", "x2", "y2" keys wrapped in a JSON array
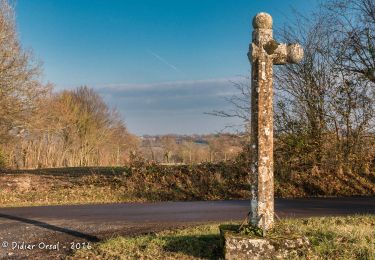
[{"x1": 248, "y1": 13, "x2": 303, "y2": 231}]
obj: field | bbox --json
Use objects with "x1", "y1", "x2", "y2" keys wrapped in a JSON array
[
  {"x1": 70, "y1": 215, "x2": 375, "y2": 260},
  {"x1": 0, "y1": 162, "x2": 374, "y2": 207}
]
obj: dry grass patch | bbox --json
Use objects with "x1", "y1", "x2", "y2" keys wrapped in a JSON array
[
  {"x1": 0, "y1": 163, "x2": 374, "y2": 207},
  {"x1": 71, "y1": 215, "x2": 375, "y2": 260}
]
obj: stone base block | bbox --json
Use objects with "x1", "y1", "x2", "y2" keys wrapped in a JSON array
[{"x1": 220, "y1": 225, "x2": 310, "y2": 260}]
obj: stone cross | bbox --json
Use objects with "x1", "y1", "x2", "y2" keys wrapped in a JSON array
[{"x1": 248, "y1": 13, "x2": 303, "y2": 231}]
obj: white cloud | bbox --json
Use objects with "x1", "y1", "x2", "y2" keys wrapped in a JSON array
[
  {"x1": 98, "y1": 76, "x2": 246, "y2": 91},
  {"x1": 96, "y1": 77, "x2": 248, "y2": 134}
]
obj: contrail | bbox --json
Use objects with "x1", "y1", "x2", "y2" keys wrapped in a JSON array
[{"x1": 147, "y1": 49, "x2": 181, "y2": 73}]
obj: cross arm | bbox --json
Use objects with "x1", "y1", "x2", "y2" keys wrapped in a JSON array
[
  {"x1": 273, "y1": 42, "x2": 304, "y2": 65},
  {"x1": 248, "y1": 40, "x2": 303, "y2": 65}
]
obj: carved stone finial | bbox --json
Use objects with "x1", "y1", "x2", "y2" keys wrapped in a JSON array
[{"x1": 252, "y1": 12, "x2": 273, "y2": 29}]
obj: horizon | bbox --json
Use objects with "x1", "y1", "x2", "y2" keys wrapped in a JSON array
[{"x1": 16, "y1": 0, "x2": 320, "y2": 135}]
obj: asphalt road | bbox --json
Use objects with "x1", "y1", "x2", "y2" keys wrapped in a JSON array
[{"x1": 0, "y1": 197, "x2": 374, "y2": 259}]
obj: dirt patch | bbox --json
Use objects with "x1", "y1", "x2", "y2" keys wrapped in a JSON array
[
  {"x1": 0, "y1": 174, "x2": 35, "y2": 192},
  {"x1": 0, "y1": 174, "x2": 72, "y2": 193}
]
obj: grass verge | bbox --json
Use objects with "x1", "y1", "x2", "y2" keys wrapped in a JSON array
[
  {"x1": 1, "y1": 162, "x2": 374, "y2": 207},
  {"x1": 70, "y1": 215, "x2": 375, "y2": 260}
]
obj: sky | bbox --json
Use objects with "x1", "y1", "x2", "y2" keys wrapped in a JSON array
[{"x1": 15, "y1": 0, "x2": 320, "y2": 135}]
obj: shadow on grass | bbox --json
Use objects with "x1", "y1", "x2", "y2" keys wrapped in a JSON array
[{"x1": 162, "y1": 234, "x2": 223, "y2": 260}]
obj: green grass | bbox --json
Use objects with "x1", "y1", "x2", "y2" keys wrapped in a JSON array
[
  {"x1": 70, "y1": 215, "x2": 375, "y2": 260},
  {"x1": 70, "y1": 224, "x2": 222, "y2": 260}
]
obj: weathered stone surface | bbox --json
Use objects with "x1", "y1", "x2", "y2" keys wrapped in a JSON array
[
  {"x1": 248, "y1": 12, "x2": 304, "y2": 231},
  {"x1": 252, "y1": 12, "x2": 273, "y2": 29},
  {"x1": 225, "y1": 235, "x2": 274, "y2": 260},
  {"x1": 220, "y1": 226, "x2": 310, "y2": 260}
]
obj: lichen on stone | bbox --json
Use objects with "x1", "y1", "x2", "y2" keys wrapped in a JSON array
[
  {"x1": 252, "y1": 12, "x2": 273, "y2": 29},
  {"x1": 248, "y1": 12, "x2": 303, "y2": 232}
]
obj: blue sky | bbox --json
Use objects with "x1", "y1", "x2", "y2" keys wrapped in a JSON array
[{"x1": 15, "y1": 0, "x2": 319, "y2": 135}]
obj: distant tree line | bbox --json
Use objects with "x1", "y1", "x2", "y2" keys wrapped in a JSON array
[
  {"x1": 139, "y1": 134, "x2": 244, "y2": 164},
  {"x1": 0, "y1": 1, "x2": 138, "y2": 168}
]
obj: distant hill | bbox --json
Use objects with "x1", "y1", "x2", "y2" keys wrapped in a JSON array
[{"x1": 139, "y1": 133, "x2": 246, "y2": 163}]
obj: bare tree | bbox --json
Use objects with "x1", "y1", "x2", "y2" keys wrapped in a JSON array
[
  {"x1": 7, "y1": 86, "x2": 139, "y2": 168},
  {"x1": 325, "y1": 0, "x2": 375, "y2": 83},
  {"x1": 0, "y1": 0, "x2": 50, "y2": 168},
  {"x1": 211, "y1": 0, "x2": 375, "y2": 177},
  {"x1": 0, "y1": 0, "x2": 46, "y2": 142}
]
